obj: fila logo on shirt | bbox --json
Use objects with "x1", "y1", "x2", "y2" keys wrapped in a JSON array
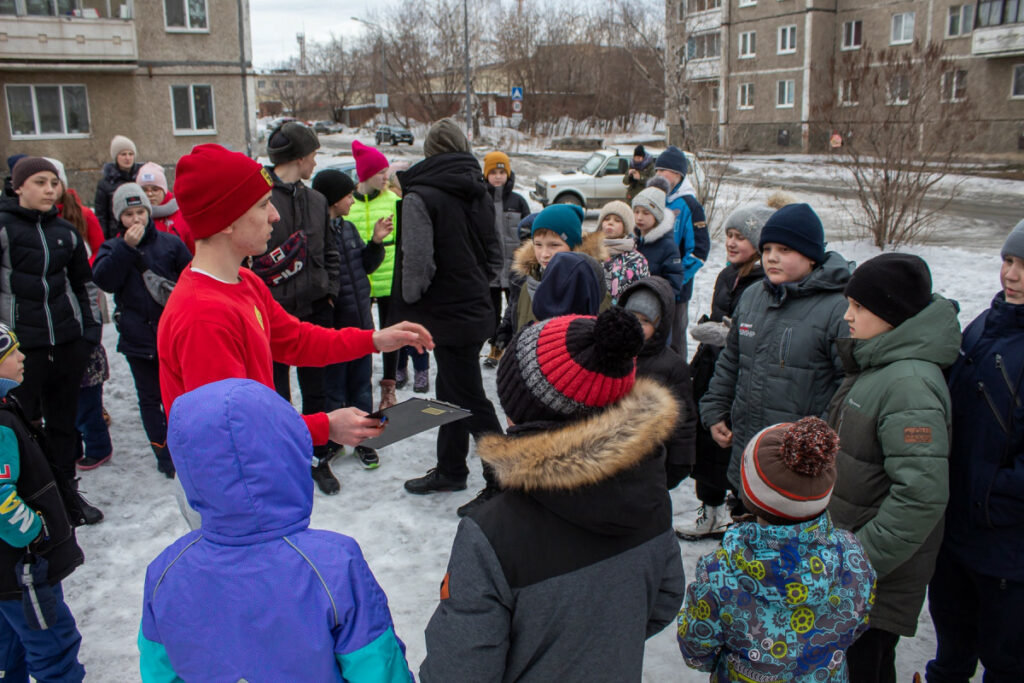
[{"x1": 739, "y1": 323, "x2": 755, "y2": 338}]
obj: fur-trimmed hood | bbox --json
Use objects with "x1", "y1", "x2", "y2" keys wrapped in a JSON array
[
  {"x1": 478, "y1": 378, "x2": 679, "y2": 535},
  {"x1": 635, "y1": 211, "x2": 675, "y2": 246},
  {"x1": 511, "y1": 228, "x2": 608, "y2": 280}
]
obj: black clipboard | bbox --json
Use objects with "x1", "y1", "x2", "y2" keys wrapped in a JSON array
[{"x1": 361, "y1": 398, "x2": 472, "y2": 449}]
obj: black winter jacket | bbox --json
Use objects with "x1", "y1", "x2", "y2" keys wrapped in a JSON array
[
  {"x1": 92, "y1": 220, "x2": 191, "y2": 359},
  {"x1": 0, "y1": 396, "x2": 83, "y2": 600},
  {"x1": 689, "y1": 261, "x2": 764, "y2": 493},
  {"x1": 618, "y1": 277, "x2": 697, "y2": 473},
  {"x1": 390, "y1": 153, "x2": 500, "y2": 346},
  {"x1": 0, "y1": 199, "x2": 101, "y2": 350},
  {"x1": 94, "y1": 161, "x2": 142, "y2": 238},
  {"x1": 489, "y1": 172, "x2": 531, "y2": 289},
  {"x1": 329, "y1": 217, "x2": 384, "y2": 331},
  {"x1": 259, "y1": 169, "x2": 340, "y2": 318}
]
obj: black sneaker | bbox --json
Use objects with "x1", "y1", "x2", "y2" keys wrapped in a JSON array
[
  {"x1": 457, "y1": 485, "x2": 501, "y2": 517},
  {"x1": 404, "y1": 468, "x2": 467, "y2": 495},
  {"x1": 69, "y1": 480, "x2": 104, "y2": 526},
  {"x1": 353, "y1": 446, "x2": 379, "y2": 469},
  {"x1": 395, "y1": 367, "x2": 409, "y2": 389},
  {"x1": 312, "y1": 459, "x2": 340, "y2": 495}
]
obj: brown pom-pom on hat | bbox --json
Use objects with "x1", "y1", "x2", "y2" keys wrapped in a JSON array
[{"x1": 740, "y1": 416, "x2": 839, "y2": 524}]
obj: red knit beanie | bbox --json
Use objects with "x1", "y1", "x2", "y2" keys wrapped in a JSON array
[
  {"x1": 352, "y1": 140, "x2": 388, "y2": 183},
  {"x1": 739, "y1": 417, "x2": 839, "y2": 524},
  {"x1": 173, "y1": 144, "x2": 273, "y2": 240}
]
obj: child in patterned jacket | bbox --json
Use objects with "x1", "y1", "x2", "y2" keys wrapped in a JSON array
[
  {"x1": 677, "y1": 417, "x2": 875, "y2": 682},
  {"x1": 598, "y1": 200, "x2": 648, "y2": 306}
]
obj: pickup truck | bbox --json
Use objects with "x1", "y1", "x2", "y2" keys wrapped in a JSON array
[{"x1": 530, "y1": 149, "x2": 702, "y2": 208}]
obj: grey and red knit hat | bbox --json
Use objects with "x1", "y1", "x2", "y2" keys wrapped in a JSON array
[
  {"x1": 496, "y1": 307, "x2": 643, "y2": 425},
  {"x1": 739, "y1": 417, "x2": 839, "y2": 524}
]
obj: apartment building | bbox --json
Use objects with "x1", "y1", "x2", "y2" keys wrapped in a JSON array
[
  {"x1": 667, "y1": 0, "x2": 1024, "y2": 154},
  {"x1": 1, "y1": 0, "x2": 256, "y2": 196}
]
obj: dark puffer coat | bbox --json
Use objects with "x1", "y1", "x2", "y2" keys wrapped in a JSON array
[
  {"x1": 94, "y1": 161, "x2": 142, "y2": 238},
  {"x1": 328, "y1": 217, "x2": 384, "y2": 331},
  {"x1": 618, "y1": 276, "x2": 697, "y2": 476},
  {"x1": 0, "y1": 198, "x2": 101, "y2": 349},
  {"x1": 699, "y1": 252, "x2": 853, "y2": 490},
  {"x1": 489, "y1": 172, "x2": 531, "y2": 289},
  {"x1": 92, "y1": 220, "x2": 192, "y2": 358}
]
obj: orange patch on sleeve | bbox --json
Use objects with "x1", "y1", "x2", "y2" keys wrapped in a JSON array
[
  {"x1": 440, "y1": 572, "x2": 451, "y2": 600},
  {"x1": 904, "y1": 427, "x2": 932, "y2": 444}
]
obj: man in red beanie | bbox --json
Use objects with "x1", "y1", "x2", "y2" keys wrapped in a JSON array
[{"x1": 158, "y1": 144, "x2": 433, "y2": 491}]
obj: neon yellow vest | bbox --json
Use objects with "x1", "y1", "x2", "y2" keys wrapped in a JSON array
[{"x1": 351, "y1": 189, "x2": 399, "y2": 297}]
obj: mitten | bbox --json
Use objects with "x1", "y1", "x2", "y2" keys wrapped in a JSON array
[
  {"x1": 689, "y1": 317, "x2": 731, "y2": 347},
  {"x1": 15, "y1": 554, "x2": 57, "y2": 630}
]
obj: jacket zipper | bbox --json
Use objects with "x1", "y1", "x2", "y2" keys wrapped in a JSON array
[
  {"x1": 779, "y1": 328, "x2": 792, "y2": 368},
  {"x1": 36, "y1": 221, "x2": 55, "y2": 346}
]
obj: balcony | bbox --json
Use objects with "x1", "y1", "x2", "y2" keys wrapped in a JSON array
[
  {"x1": 686, "y1": 58, "x2": 721, "y2": 81},
  {"x1": 0, "y1": 14, "x2": 137, "y2": 67}
]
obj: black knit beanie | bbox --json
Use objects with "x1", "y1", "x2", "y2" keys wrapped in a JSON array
[
  {"x1": 268, "y1": 122, "x2": 320, "y2": 165},
  {"x1": 312, "y1": 169, "x2": 356, "y2": 206},
  {"x1": 496, "y1": 308, "x2": 643, "y2": 425},
  {"x1": 845, "y1": 253, "x2": 932, "y2": 328}
]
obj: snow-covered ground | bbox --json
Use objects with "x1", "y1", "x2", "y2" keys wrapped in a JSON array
[{"x1": 64, "y1": 223, "x2": 1000, "y2": 679}]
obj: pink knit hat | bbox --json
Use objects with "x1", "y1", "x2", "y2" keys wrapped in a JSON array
[
  {"x1": 352, "y1": 140, "x2": 388, "y2": 182},
  {"x1": 136, "y1": 162, "x2": 169, "y2": 193}
]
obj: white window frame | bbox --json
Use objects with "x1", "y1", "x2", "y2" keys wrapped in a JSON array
[
  {"x1": 887, "y1": 72, "x2": 910, "y2": 106},
  {"x1": 1013, "y1": 64, "x2": 1024, "y2": 99},
  {"x1": 687, "y1": 31, "x2": 721, "y2": 61},
  {"x1": 738, "y1": 82, "x2": 755, "y2": 110},
  {"x1": 739, "y1": 31, "x2": 756, "y2": 59},
  {"x1": 891, "y1": 12, "x2": 915, "y2": 45},
  {"x1": 169, "y1": 84, "x2": 217, "y2": 135},
  {"x1": 738, "y1": 0, "x2": 757, "y2": 7},
  {"x1": 163, "y1": 0, "x2": 209, "y2": 33},
  {"x1": 838, "y1": 79, "x2": 859, "y2": 106},
  {"x1": 778, "y1": 25, "x2": 797, "y2": 54},
  {"x1": 940, "y1": 68, "x2": 968, "y2": 102},
  {"x1": 686, "y1": 0, "x2": 721, "y2": 13},
  {"x1": 947, "y1": 5, "x2": 974, "y2": 38},
  {"x1": 776, "y1": 79, "x2": 795, "y2": 108},
  {"x1": 842, "y1": 20, "x2": 862, "y2": 50},
  {"x1": 4, "y1": 83, "x2": 90, "y2": 140}
]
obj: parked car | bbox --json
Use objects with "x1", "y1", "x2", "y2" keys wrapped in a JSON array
[
  {"x1": 313, "y1": 120, "x2": 343, "y2": 134},
  {"x1": 375, "y1": 125, "x2": 414, "y2": 146},
  {"x1": 530, "y1": 149, "x2": 704, "y2": 208},
  {"x1": 316, "y1": 161, "x2": 359, "y2": 184},
  {"x1": 266, "y1": 116, "x2": 296, "y2": 132}
]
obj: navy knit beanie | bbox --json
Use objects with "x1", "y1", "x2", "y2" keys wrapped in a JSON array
[
  {"x1": 759, "y1": 203, "x2": 826, "y2": 265},
  {"x1": 531, "y1": 204, "x2": 584, "y2": 249},
  {"x1": 654, "y1": 146, "x2": 688, "y2": 177}
]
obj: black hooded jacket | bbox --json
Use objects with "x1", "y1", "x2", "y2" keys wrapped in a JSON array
[
  {"x1": 390, "y1": 152, "x2": 500, "y2": 345},
  {"x1": 94, "y1": 161, "x2": 143, "y2": 238},
  {"x1": 618, "y1": 276, "x2": 697, "y2": 472}
]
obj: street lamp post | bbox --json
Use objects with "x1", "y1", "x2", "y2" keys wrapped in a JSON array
[{"x1": 463, "y1": 0, "x2": 472, "y2": 138}]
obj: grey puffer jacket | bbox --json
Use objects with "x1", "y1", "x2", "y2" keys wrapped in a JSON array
[
  {"x1": 699, "y1": 251, "x2": 853, "y2": 490},
  {"x1": 489, "y1": 172, "x2": 531, "y2": 289}
]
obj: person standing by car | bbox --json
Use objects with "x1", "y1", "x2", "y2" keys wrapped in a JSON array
[
  {"x1": 623, "y1": 144, "x2": 655, "y2": 201},
  {"x1": 94, "y1": 135, "x2": 143, "y2": 238},
  {"x1": 256, "y1": 122, "x2": 343, "y2": 495}
]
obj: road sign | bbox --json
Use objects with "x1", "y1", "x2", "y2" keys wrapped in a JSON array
[
  {"x1": 374, "y1": 93, "x2": 388, "y2": 108},
  {"x1": 510, "y1": 86, "x2": 523, "y2": 101},
  {"x1": 512, "y1": 100, "x2": 522, "y2": 113}
]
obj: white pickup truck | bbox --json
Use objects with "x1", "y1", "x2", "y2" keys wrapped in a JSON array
[{"x1": 530, "y1": 149, "x2": 702, "y2": 208}]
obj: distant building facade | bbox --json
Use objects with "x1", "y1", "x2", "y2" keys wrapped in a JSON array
[{"x1": 667, "y1": 0, "x2": 1024, "y2": 154}]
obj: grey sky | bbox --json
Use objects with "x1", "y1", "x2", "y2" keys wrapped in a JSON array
[{"x1": 249, "y1": 0, "x2": 371, "y2": 68}]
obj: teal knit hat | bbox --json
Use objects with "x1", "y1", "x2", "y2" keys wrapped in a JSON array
[{"x1": 532, "y1": 204, "x2": 585, "y2": 248}]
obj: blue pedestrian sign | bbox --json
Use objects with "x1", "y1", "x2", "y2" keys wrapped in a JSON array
[{"x1": 510, "y1": 86, "x2": 523, "y2": 101}]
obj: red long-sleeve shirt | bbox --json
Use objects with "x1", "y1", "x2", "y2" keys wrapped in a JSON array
[{"x1": 158, "y1": 266, "x2": 376, "y2": 445}]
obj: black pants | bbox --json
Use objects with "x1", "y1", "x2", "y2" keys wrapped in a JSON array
[
  {"x1": 273, "y1": 299, "x2": 333, "y2": 455},
  {"x1": 487, "y1": 288, "x2": 508, "y2": 343},
  {"x1": 433, "y1": 342, "x2": 502, "y2": 484},
  {"x1": 846, "y1": 628, "x2": 899, "y2": 683},
  {"x1": 124, "y1": 356, "x2": 167, "y2": 459},
  {"x1": 695, "y1": 480, "x2": 727, "y2": 507},
  {"x1": 376, "y1": 297, "x2": 398, "y2": 380},
  {"x1": 12, "y1": 338, "x2": 91, "y2": 480},
  {"x1": 926, "y1": 548, "x2": 1024, "y2": 682}
]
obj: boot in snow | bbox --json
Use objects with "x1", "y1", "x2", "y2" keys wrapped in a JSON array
[
  {"x1": 413, "y1": 369, "x2": 429, "y2": 393},
  {"x1": 676, "y1": 504, "x2": 729, "y2": 541},
  {"x1": 482, "y1": 343, "x2": 503, "y2": 369},
  {"x1": 69, "y1": 479, "x2": 104, "y2": 526},
  {"x1": 312, "y1": 454, "x2": 340, "y2": 495},
  {"x1": 395, "y1": 367, "x2": 409, "y2": 390},
  {"x1": 379, "y1": 379, "x2": 397, "y2": 411}
]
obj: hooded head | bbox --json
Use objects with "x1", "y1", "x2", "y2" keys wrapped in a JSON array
[
  {"x1": 423, "y1": 118, "x2": 470, "y2": 156},
  {"x1": 168, "y1": 379, "x2": 313, "y2": 544},
  {"x1": 531, "y1": 251, "x2": 606, "y2": 320}
]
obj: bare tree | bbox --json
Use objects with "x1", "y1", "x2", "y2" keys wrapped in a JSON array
[
  {"x1": 307, "y1": 37, "x2": 367, "y2": 122},
  {"x1": 815, "y1": 41, "x2": 982, "y2": 248},
  {"x1": 270, "y1": 75, "x2": 315, "y2": 119}
]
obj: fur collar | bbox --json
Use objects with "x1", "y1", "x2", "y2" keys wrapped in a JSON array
[
  {"x1": 511, "y1": 229, "x2": 608, "y2": 279},
  {"x1": 479, "y1": 378, "x2": 679, "y2": 491},
  {"x1": 636, "y1": 212, "x2": 675, "y2": 245}
]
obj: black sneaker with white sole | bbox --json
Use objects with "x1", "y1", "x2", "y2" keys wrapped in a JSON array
[{"x1": 354, "y1": 446, "x2": 379, "y2": 469}]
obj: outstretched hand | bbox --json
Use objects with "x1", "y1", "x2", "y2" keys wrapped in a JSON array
[
  {"x1": 372, "y1": 216, "x2": 394, "y2": 244},
  {"x1": 326, "y1": 407, "x2": 385, "y2": 446},
  {"x1": 373, "y1": 321, "x2": 434, "y2": 354}
]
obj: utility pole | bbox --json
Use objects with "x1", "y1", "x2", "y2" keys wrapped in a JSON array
[{"x1": 463, "y1": 0, "x2": 472, "y2": 139}]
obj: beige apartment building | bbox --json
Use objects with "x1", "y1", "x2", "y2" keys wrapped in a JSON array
[
  {"x1": 667, "y1": 0, "x2": 1024, "y2": 154},
  {"x1": 1, "y1": 0, "x2": 256, "y2": 197}
]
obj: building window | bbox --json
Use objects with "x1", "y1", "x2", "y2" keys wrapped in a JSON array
[
  {"x1": 164, "y1": 0, "x2": 208, "y2": 31},
  {"x1": 677, "y1": 1, "x2": 685, "y2": 21},
  {"x1": 710, "y1": 83, "x2": 720, "y2": 111},
  {"x1": 1, "y1": 0, "x2": 77, "y2": 15},
  {"x1": 5, "y1": 84, "x2": 89, "y2": 138},
  {"x1": 171, "y1": 84, "x2": 216, "y2": 134},
  {"x1": 977, "y1": 1, "x2": 1024, "y2": 27},
  {"x1": 686, "y1": 31, "x2": 721, "y2": 60},
  {"x1": 892, "y1": 12, "x2": 915, "y2": 45},
  {"x1": 887, "y1": 72, "x2": 910, "y2": 105},
  {"x1": 778, "y1": 25, "x2": 797, "y2": 54},
  {"x1": 838, "y1": 79, "x2": 859, "y2": 106},
  {"x1": 738, "y1": 82, "x2": 755, "y2": 109},
  {"x1": 776, "y1": 79, "x2": 795, "y2": 107},
  {"x1": 947, "y1": 5, "x2": 974, "y2": 37},
  {"x1": 842, "y1": 20, "x2": 862, "y2": 50},
  {"x1": 686, "y1": 0, "x2": 721, "y2": 12},
  {"x1": 941, "y1": 68, "x2": 968, "y2": 102},
  {"x1": 738, "y1": 0, "x2": 756, "y2": 6},
  {"x1": 739, "y1": 31, "x2": 756, "y2": 58},
  {"x1": 1013, "y1": 64, "x2": 1024, "y2": 97}
]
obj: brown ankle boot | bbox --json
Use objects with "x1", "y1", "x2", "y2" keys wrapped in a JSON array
[{"x1": 379, "y1": 379, "x2": 397, "y2": 411}]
